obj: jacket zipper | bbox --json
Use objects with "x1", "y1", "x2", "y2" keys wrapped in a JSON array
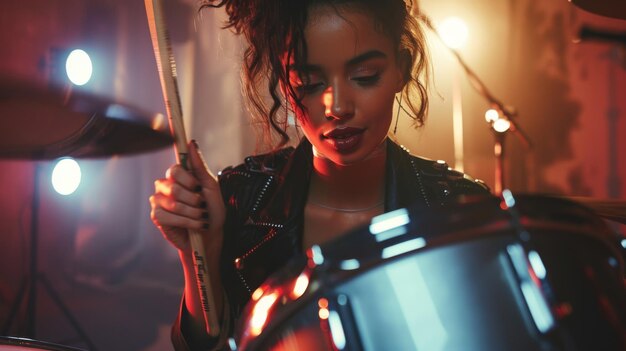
[
  {"x1": 236, "y1": 226, "x2": 282, "y2": 263},
  {"x1": 409, "y1": 156, "x2": 431, "y2": 208},
  {"x1": 234, "y1": 225, "x2": 283, "y2": 294},
  {"x1": 234, "y1": 173, "x2": 283, "y2": 293},
  {"x1": 236, "y1": 271, "x2": 253, "y2": 294},
  {"x1": 250, "y1": 175, "x2": 274, "y2": 215}
]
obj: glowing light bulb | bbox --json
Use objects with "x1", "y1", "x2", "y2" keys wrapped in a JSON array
[
  {"x1": 65, "y1": 49, "x2": 92, "y2": 86},
  {"x1": 51, "y1": 158, "x2": 81, "y2": 195},
  {"x1": 493, "y1": 118, "x2": 511, "y2": 133},
  {"x1": 438, "y1": 17, "x2": 469, "y2": 49},
  {"x1": 485, "y1": 109, "x2": 500, "y2": 123}
]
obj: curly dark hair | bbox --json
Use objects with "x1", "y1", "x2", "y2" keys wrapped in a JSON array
[{"x1": 200, "y1": 0, "x2": 429, "y2": 148}]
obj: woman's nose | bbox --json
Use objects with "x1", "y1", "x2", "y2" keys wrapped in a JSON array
[{"x1": 322, "y1": 85, "x2": 354, "y2": 120}]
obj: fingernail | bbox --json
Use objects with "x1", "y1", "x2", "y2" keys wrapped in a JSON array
[
  {"x1": 200, "y1": 201, "x2": 207, "y2": 208},
  {"x1": 202, "y1": 223, "x2": 209, "y2": 230},
  {"x1": 201, "y1": 212, "x2": 209, "y2": 219},
  {"x1": 194, "y1": 185, "x2": 202, "y2": 192}
]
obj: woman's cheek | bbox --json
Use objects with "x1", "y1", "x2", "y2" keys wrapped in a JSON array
[
  {"x1": 294, "y1": 109, "x2": 309, "y2": 126},
  {"x1": 297, "y1": 101, "x2": 321, "y2": 126}
]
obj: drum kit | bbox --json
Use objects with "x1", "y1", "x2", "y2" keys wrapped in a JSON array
[
  {"x1": 233, "y1": 194, "x2": 626, "y2": 351},
  {"x1": 229, "y1": 1, "x2": 626, "y2": 350},
  {"x1": 0, "y1": 0, "x2": 625, "y2": 350}
]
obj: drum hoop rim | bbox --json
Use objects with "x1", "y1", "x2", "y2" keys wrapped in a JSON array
[
  {"x1": 322, "y1": 216, "x2": 622, "y2": 272},
  {"x1": 0, "y1": 336, "x2": 86, "y2": 351}
]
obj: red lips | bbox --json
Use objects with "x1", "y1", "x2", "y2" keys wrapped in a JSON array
[
  {"x1": 322, "y1": 127, "x2": 365, "y2": 152},
  {"x1": 323, "y1": 126, "x2": 364, "y2": 139}
]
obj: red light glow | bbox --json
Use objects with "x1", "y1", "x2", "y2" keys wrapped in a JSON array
[
  {"x1": 250, "y1": 291, "x2": 280, "y2": 337},
  {"x1": 290, "y1": 272, "x2": 310, "y2": 300}
]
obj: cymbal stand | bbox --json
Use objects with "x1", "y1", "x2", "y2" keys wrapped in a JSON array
[
  {"x1": 2, "y1": 162, "x2": 98, "y2": 351},
  {"x1": 418, "y1": 13, "x2": 533, "y2": 194}
]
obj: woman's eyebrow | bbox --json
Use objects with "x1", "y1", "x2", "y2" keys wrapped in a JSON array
[{"x1": 346, "y1": 50, "x2": 387, "y2": 66}]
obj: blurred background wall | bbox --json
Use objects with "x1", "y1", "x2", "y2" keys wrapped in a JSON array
[{"x1": 0, "y1": 0, "x2": 624, "y2": 350}]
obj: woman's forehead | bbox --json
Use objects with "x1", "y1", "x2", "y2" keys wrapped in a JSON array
[
  {"x1": 300, "y1": 5, "x2": 396, "y2": 67},
  {"x1": 305, "y1": 3, "x2": 380, "y2": 38}
]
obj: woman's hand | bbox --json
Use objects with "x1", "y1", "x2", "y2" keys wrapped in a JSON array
[
  {"x1": 151, "y1": 141, "x2": 226, "y2": 339},
  {"x1": 150, "y1": 140, "x2": 225, "y2": 255}
]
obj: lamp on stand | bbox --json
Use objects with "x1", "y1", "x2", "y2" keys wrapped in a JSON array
[
  {"x1": 485, "y1": 109, "x2": 513, "y2": 195},
  {"x1": 0, "y1": 75, "x2": 173, "y2": 349},
  {"x1": 419, "y1": 13, "x2": 533, "y2": 195},
  {"x1": 1, "y1": 161, "x2": 97, "y2": 351}
]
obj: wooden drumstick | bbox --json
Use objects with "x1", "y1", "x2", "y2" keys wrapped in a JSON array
[{"x1": 144, "y1": 0, "x2": 220, "y2": 336}]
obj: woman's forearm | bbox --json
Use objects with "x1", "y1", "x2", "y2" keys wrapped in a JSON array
[{"x1": 179, "y1": 239, "x2": 225, "y2": 342}]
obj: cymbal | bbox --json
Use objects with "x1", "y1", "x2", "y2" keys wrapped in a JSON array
[
  {"x1": 0, "y1": 76, "x2": 173, "y2": 159},
  {"x1": 571, "y1": 0, "x2": 626, "y2": 21}
]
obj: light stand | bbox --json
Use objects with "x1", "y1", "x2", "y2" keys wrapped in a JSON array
[
  {"x1": 485, "y1": 113, "x2": 513, "y2": 196},
  {"x1": 2, "y1": 162, "x2": 98, "y2": 351},
  {"x1": 419, "y1": 13, "x2": 533, "y2": 193},
  {"x1": 494, "y1": 129, "x2": 506, "y2": 196}
]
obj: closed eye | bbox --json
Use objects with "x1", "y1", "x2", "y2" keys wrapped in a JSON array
[{"x1": 352, "y1": 74, "x2": 381, "y2": 86}]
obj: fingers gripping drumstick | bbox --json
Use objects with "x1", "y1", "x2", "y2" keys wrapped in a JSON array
[{"x1": 144, "y1": 0, "x2": 220, "y2": 336}]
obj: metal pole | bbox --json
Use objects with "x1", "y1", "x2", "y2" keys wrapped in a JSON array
[
  {"x1": 494, "y1": 131, "x2": 506, "y2": 196},
  {"x1": 26, "y1": 162, "x2": 42, "y2": 337}
]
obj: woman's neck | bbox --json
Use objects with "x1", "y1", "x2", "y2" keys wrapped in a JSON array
[{"x1": 308, "y1": 141, "x2": 387, "y2": 209}]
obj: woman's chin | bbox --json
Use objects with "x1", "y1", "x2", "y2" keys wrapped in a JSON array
[{"x1": 313, "y1": 143, "x2": 386, "y2": 168}]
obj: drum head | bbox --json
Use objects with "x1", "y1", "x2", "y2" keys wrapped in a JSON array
[{"x1": 234, "y1": 194, "x2": 626, "y2": 351}]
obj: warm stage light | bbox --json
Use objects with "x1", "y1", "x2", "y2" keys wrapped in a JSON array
[
  {"x1": 486, "y1": 108, "x2": 511, "y2": 133},
  {"x1": 51, "y1": 158, "x2": 81, "y2": 195},
  {"x1": 493, "y1": 118, "x2": 511, "y2": 133},
  {"x1": 65, "y1": 49, "x2": 92, "y2": 86},
  {"x1": 485, "y1": 109, "x2": 500, "y2": 123},
  {"x1": 438, "y1": 17, "x2": 469, "y2": 49}
]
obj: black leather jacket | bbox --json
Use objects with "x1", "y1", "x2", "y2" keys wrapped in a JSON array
[{"x1": 172, "y1": 138, "x2": 489, "y2": 350}]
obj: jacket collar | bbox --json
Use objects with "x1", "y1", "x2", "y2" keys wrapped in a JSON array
[
  {"x1": 385, "y1": 139, "x2": 430, "y2": 211},
  {"x1": 259, "y1": 138, "x2": 427, "y2": 226}
]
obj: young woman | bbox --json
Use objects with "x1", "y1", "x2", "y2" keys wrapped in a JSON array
[{"x1": 149, "y1": 0, "x2": 489, "y2": 349}]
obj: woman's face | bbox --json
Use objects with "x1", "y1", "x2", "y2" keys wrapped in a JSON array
[{"x1": 288, "y1": 5, "x2": 406, "y2": 166}]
